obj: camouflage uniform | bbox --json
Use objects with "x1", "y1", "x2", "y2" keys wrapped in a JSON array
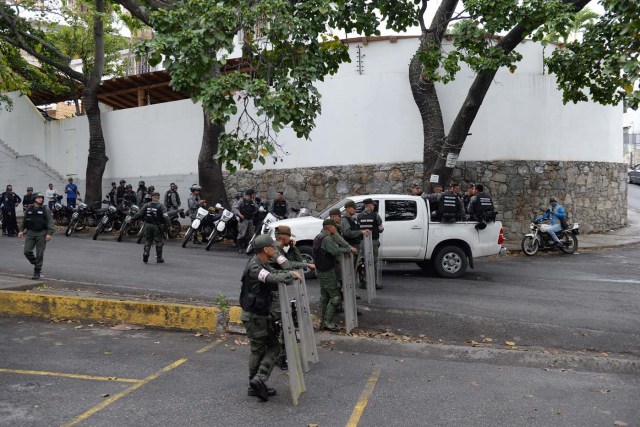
[
  {"x1": 314, "y1": 230, "x2": 352, "y2": 329},
  {"x1": 21, "y1": 198, "x2": 55, "y2": 279},
  {"x1": 131, "y1": 199, "x2": 170, "y2": 263},
  {"x1": 240, "y1": 256, "x2": 297, "y2": 395}
]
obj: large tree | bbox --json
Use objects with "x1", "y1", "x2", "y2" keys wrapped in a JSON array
[
  {"x1": 114, "y1": 0, "x2": 413, "y2": 207},
  {"x1": 0, "y1": 0, "x2": 126, "y2": 204}
]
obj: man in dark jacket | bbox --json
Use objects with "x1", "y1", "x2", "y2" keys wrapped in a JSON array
[
  {"x1": 1, "y1": 185, "x2": 21, "y2": 236},
  {"x1": 18, "y1": 193, "x2": 55, "y2": 279}
]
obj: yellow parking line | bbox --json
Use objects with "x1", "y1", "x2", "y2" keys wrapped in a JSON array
[
  {"x1": 346, "y1": 368, "x2": 381, "y2": 427},
  {"x1": 0, "y1": 368, "x2": 140, "y2": 383},
  {"x1": 61, "y1": 358, "x2": 187, "y2": 427},
  {"x1": 196, "y1": 338, "x2": 223, "y2": 354}
]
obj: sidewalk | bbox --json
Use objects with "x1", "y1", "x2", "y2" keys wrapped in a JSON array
[{"x1": 2, "y1": 209, "x2": 640, "y2": 332}]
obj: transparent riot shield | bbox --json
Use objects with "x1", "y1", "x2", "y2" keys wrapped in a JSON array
[
  {"x1": 362, "y1": 233, "x2": 377, "y2": 303},
  {"x1": 294, "y1": 273, "x2": 319, "y2": 372},
  {"x1": 278, "y1": 281, "x2": 305, "y2": 405},
  {"x1": 340, "y1": 253, "x2": 358, "y2": 333}
]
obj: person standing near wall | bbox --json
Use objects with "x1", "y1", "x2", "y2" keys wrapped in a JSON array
[
  {"x1": 1, "y1": 185, "x2": 21, "y2": 236},
  {"x1": 357, "y1": 198, "x2": 384, "y2": 290},
  {"x1": 116, "y1": 180, "x2": 126, "y2": 206},
  {"x1": 22, "y1": 187, "x2": 35, "y2": 211},
  {"x1": 45, "y1": 183, "x2": 58, "y2": 211},
  {"x1": 64, "y1": 178, "x2": 79, "y2": 209},
  {"x1": 164, "y1": 183, "x2": 181, "y2": 210},
  {"x1": 19, "y1": 193, "x2": 54, "y2": 279},
  {"x1": 107, "y1": 182, "x2": 117, "y2": 206},
  {"x1": 271, "y1": 191, "x2": 289, "y2": 220},
  {"x1": 233, "y1": 188, "x2": 258, "y2": 253}
]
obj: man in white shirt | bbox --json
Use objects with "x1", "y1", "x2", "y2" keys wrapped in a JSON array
[{"x1": 45, "y1": 183, "x2": 58, "y2": 210}]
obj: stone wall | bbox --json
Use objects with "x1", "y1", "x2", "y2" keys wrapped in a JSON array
[{"x1": 223, "y1": 160, "x2": 628, "y2": 240}]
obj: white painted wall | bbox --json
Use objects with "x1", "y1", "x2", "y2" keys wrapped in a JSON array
[{"x1": 0, "y1": 37, "x2": 623, "y2": 186}]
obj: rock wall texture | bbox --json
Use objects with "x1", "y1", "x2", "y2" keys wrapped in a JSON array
[{"x1": 223, "y1": 160, "x2": 628, "y2": 240}]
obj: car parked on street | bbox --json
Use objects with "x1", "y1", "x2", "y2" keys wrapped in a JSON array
[{"x1": 629, "y1": 165, "x2": 640, "y2": 184}]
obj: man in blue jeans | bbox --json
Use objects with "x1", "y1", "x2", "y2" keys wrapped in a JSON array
[
  {"x1": 539, "y1": 196, "x2": 566, "y2": 247},
  {"x1": 64, "y1": 177, "x2": 80, "y2": 209}
]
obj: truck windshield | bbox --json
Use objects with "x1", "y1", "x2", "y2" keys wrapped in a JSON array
[{"x1": 317, "y1": 198, "x2": 348, "y2": 218}]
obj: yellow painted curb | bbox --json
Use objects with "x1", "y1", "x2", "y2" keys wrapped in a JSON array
[
  {"x1": 0, "y1": 291, "x2": 220, "y2": 332},
  {"x1": 228, "y1": 306, "x2": 243, "y2": 324}
]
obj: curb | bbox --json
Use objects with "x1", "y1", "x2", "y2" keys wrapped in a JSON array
[{"x1": 0, "y1": 290, "x2": 221, "y2": 332}]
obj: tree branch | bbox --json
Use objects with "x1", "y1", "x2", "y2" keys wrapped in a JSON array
[{"x1": 112, "y1": 0, "x2": 153, "y2": 26}]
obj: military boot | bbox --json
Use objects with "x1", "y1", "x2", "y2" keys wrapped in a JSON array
[
  {"x1": 143, "y1": 246, "x2": 150, "y2": 263},
  {"x1": 276, "y1": 353, "x2": 288, "y2": 371},
  {"x1": 156, "y1": 247, "x2": 164, "y2": 263},
  {"x1": 32, "y1": 268, "x2": 41, "y2": 280},
  {"x1": 248, "y1": 386, "x2": 276, "y2": 397}
]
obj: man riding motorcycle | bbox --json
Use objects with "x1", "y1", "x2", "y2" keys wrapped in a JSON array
[{"x1": 537, "y1": 196, "x2": 566, "y2": 247}]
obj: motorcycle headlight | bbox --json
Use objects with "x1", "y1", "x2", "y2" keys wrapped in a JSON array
[
  {"x1": 131, "y1": 205, "x2": 139, "y2": 213},
  {"x1": 109, "y1": 205, "x2": 117, "y2": 213},
  {"x1": 78, "y1": 202, "x2": 87, "y2": 210},
  {"x1": 54, "y1": 203, "x2": 61, "y2": 210}
]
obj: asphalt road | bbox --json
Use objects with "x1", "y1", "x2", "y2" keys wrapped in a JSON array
[
  {"x1": 1, "y1": 318, "x2": 638, "y2": 427},
  {"x1": 0, "y1": 226, "x2": 639, "y2": 358}
]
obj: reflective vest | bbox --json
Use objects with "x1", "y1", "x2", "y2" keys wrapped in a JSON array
[
  {"x1": 438, "y1": 192, "x2": 459, "y2": 222},
  {"x1": 341, "y1": 215, "x2": 361, "y2": 245},
  {"x1": 272, "y1": 199, "x2": 287, "y2": 217},
  {"x1": 473, "y1": 192, "x2": 496, "y2": 221},
  {"x1": 145, "y1": 202, "x2": 163, "y2": 225},
  {"x1": 239, "y1": 199, "x2": 256, "y2": 219},
  {"x1": 358, "y1": 211, "x2": 380, "y2": 240},
  {"x1": 24, "y1": 205, "x2": 48, "y2": 232}
]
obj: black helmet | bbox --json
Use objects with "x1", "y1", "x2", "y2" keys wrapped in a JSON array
[
  {"x1": 120, "y1": 179, "x2": 126, "y2": 184},
  {"x1": 33, "y1": 192, "x2": 44, "y2": 199},
  {"x1": 245, "y1": 188, "x2": 255, "y2": 196},
  {"x1": 235, "y1": 191, "x2": 243, "y2": 198},
  {"x1": 126, "y1": 184, "x2": 132, "y2": 189},
  {"x1": 148, "y1": 186, "x2": 155, "y2": 192},
  {"x1": 27, "y1": 187, "x2": 33, "y2": 192},
  {"x1": 138, "y1": 181, "x2": 145, "y2": 187}
]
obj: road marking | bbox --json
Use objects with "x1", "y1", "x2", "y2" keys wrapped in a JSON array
[
  {"x1": 61, "y1": 358, "x2": 187, "y2": 427},
  {"x1": 346, "y1": 368, "x2": 381, "y2": 427},
  {"x1": 196, "y1": 338, "x2": 223, "y2": 354},
  {"x1": 0, "y1": 368, "x2": 140, "y2": 383}
]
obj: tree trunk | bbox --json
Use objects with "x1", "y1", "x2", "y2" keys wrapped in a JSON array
[
  {"x1": 410, "y1": 0, "x2": 458, "y2": 191},
  {"x1": 199, "y1": 107, "x2": 230, "y2": 208},
  {"x1": 82, "y1": 0, "x2": 108, "y2": 205}
]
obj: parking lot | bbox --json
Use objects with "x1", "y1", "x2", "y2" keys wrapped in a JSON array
[{"x1": 2, "y1": 317, "x2": 639, "y2": 427}]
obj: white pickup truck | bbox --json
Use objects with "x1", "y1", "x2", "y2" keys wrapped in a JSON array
[{"x1": 267, "y1": 194, "x2": 506, "y2": 278}]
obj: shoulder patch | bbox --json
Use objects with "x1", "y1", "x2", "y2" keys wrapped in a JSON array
[{"x1": 276, "y1": 255, "x2": 288, "y2": 265}]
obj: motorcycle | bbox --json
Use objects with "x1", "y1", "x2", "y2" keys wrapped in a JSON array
[
  {"x1": 521, "y1": 215, "x2": 580, "y2": 256},
  {"x1": 182, "y1": 207, "x2": 220, "y2": 248},
  {"x1": 205, "y1": 204, "x2": 239, "y2": 251},
  {"x1": 65, "y1": 200, "x2": 110, "y2": 237},
  {"x1": 166, "y1": 208, "x2": 186, "y2": 239},
  {"x1": 245, "y1": 210, "x2": 278, "y2": 255},
  {"x1": 52, "y1": 195, "x2": 73, "y2": 226},
  {"x1": 92, "y1": 204, "x2": 127, "y2": 240},
  {"x1": 117, "y1": 204, "x2": 143, "y2": 242}
]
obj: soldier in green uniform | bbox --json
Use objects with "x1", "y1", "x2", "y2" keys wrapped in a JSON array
[
  {"x1": 18, "y1": 193, "x2": 55, "y2": 280},
  {"x1": 357, "y1": 198, "x2": 384, "y2": 290},
  {"x1": 313, "y1": 218, "x2": 357, "y2": 332},
  {"x1": 131, "y1": 192, "x2": 170, "y2": 263},
  {"x1": 340, "y1": 200, "x2": 370, "y2": 287},
  {"x1": 271, "y1": 225, "x2": 315, "y2": 370},
  {"x1": 240, "y1": 234, "x2": 302, "y2": 401}
]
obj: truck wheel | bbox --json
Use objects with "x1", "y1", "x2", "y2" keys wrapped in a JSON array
[
  {"x1": 298, "y1": 245, "x2": 316, "y2": 280},
  {"x1": 433, "y1": 246, "x2": 467, "y2": 278}
]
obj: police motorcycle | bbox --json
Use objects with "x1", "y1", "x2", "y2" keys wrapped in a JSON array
[
  {"x1": 205, "y1": 204, "x2": 239, "y2": 251},
  {"x1": 92, "y1": 202, "x2": 128, "y2": 240},
  {"x1": 181, "y1": 206, "x2": 221, "y2": 248},
  {"x1": 116, "y1": 204, "x2": 143, "y2": 242},
  {"x1": 521, "y1": 210, "x2": 580, "y2": 256},
  {"x1": 245, "y1": 208, "x2": 278, "y2": 255},
  {"x1": 52, "y1": 194, "x2": 73, "y2": 226},
  {"x1": 65, "y1": 199, "x2": 110, "y2": 236},
  {"x1": 166, "y1": 208, "x2": 186, "y2": 239}
]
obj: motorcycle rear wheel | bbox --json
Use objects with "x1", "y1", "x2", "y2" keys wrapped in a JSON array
[
  {"x1": 559, "y1": 233, "x2": 578, "y2": 254},
  {"x1": 205, "y1": 230, "x2": 220, "y2": 251},
  {"x1": 521, "y1": 236, "x2": 539, "y2": 256},
  {"x1": 181, "y1": 228, "x2": 194, "y2": 248}
]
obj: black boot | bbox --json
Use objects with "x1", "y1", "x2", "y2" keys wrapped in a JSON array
[
  {"x1": 156, "y1": 247, "x2": 164, "y2": 263},
  {"x1": 32, "y1": 268, "x2": 41, "y2": 280},
  {"x1": 277, "y1": 353, "x2": 288, "y2": 371},
  {"x1": 143, "y1": 246, "x2": 150, "y2": 263}
]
